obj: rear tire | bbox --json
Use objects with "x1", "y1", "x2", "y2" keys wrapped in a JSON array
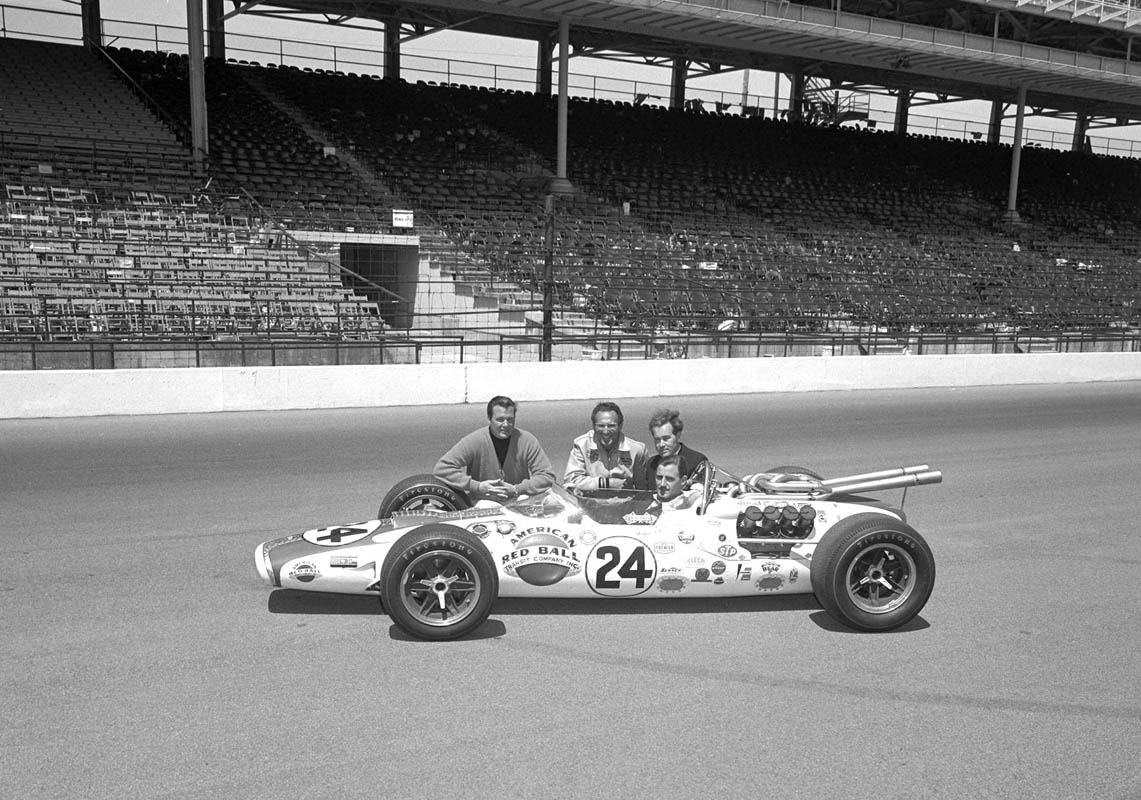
[
  {"x1": 378, "y1": 474, "x2": 471, "y2": 518},
  {"x1": 811, "y1": 513, "x2": 935, "y2": 632},
  {"x1": 379, "y1": 525, "x2": 497, "y2": 640}
]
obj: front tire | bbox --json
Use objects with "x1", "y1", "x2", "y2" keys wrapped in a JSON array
[
  {"x1": 379, "y1": 525, "x2": 498, "y2": 640},
  {"x1": 810, "y1": 513, "x2": 935, "y2": 632},
  {"x1": 378, "y1": 474, "x2": 471, "y2": 518}
]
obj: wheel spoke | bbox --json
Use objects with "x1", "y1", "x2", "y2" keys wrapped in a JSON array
[
  {"x1": 417, "y1": 590, "x2": 442, "y2": 615},
  {"x1": 451, "y1": 578, "x2": 476, "y2": 594}
]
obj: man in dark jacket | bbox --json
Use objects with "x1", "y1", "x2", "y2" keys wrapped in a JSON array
[
  {"x1": 434, "y1": 396, "x2": 556, "y2": 502},
  {"x1": 643, "y1": 408, "x2": 708, "y2": 489}
]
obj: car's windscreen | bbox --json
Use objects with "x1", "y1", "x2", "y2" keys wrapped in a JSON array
[{"x1": 510, "y1": 484, "x2": 662, "y2": 525}]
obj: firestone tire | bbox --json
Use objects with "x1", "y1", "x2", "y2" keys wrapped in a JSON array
[
  {"x1": 765, "y1": 465, "x2": 824, "y2": 481},
  {"x1": 379, "y1": 525, "x2": 498, "y2": 641},
  {"x1": 378, "y1": 474, "x2": 471, "y2": 519},
  {"x1": 810, "y1": 513, "x2": 935, "y2": 632}
]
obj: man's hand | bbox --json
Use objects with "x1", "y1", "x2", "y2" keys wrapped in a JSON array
[
  {"x1": 608, "y1": 465, "x2": 632, "y2": 482},
  {"x1": 479, "y1": 479, "x2": 515, "y2": 499}
]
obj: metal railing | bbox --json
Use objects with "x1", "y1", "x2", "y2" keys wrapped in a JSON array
[
  {"x1": 1, "y1": 326, "x2": 1137, "y2": 370},
  {"x1": 3, "y1": 2, "x2": 1141, "y2": 157}
]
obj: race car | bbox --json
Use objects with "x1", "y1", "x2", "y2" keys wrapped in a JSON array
[{"x1": 253, "y1": 462, "x2": 942, "y2": 640}]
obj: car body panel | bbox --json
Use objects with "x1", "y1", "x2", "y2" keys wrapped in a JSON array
[{"x1": 257, "y1": 482, "x2": 903, "y2": 600}]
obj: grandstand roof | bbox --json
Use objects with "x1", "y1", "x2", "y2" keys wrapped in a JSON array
[{"x1": 240, "y1": 0, "x2": 1141, "y2": 120}]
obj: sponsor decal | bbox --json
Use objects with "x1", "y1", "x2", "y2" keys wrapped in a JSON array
[
  {"x1": 509, "y1": 526, "x2": 576, "y2": 549},
  {"x1": 623, "y1": 511, "x2": 658, "y2": 525},
  {"x1": 718, "y1": 534, "x2": 727, "y2": 542},
  {"x1": 710, "y1": 560, "x2": 726, "y2": 575},
  {"x1": 693, "y1": 568, "x2": 711, "y2": 583},
  {"x1": 329, "y1": 555, "x2": 358, "y2": 568},
  {"x1": 658, "y1": 575, "x2": 688, "y2": 593},
  {"x1": 790, "y1": 568, "x2": 799, "y2": 584},
  {"x1": 686, "y1": 556, "x2": 706, "y2": 566},
  {"x1": 496, "y1": 520, "x2": 517, "y2": 536},
  {"x1": 502, "y1": 530, "x2": 582, "y2": 586},
  {"x1": 288, "y1": 561, "x2": 319, "y2": 583},
  {"x1": 303, "y1": 522, "x2": 376, "y2": 547},
  {"x1": 580, "y1": 530, "x2": 597, "y2": 545},
  {"x1": 713, "y1": 576, "x2": 725, "y2": 585},
  {"x1": 446, "y1": 507, "x2": 501, "y2": 520},
  {"x1": 760, "y1": 561, "x2": 781, "y2": 574},
  {"x1": 654, "y1": 541, "x2": 676, "y2": 555},
  {"x1": 661, "y1": 566, "x2": 682, "y2": 574},
  {"x1": 677, "y1": 531, "x2": 694, "y2": 544},
  {"x1": 756, "y1": 576, "x2": 784, "y2": 591},
  {"x1": 717, "y1": 544, "x2": 738, "y2": 558},
  {"x1": 736, "y1": 565, "x2": 752, "y2": 581},
  {"x1": 467, "y1": 522, "x2": 492, "y2": 538}
]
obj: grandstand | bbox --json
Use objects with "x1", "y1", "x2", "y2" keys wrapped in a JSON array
[{"x1": 2, "y1": 1, "x2": 1140, "y2": 368}]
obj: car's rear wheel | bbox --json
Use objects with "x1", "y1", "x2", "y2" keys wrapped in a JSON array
[
  {"x1": 378, "y1": 474, "x2": 471, "y2": 518},
  {"x1": 810, "y1": 513, "x2": 935, "y2": 632},
  {"x1": 379, "y1": 525, "x2": 497, "y2": 640}
]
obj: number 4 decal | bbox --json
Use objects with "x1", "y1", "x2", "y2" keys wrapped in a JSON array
[
  {"x1": 587, "y1": 536, "x2": 658, "y2": 597},
  {"x1": 302, "y1": 523, "x2": 376, "y2": 547}
]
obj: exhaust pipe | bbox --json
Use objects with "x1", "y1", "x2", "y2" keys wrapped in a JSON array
[
  {"x1": 753, "y1": 465, "x2": 942, "y2": 497},
  {"x1": 823, "y1": 470, "x2": 942, "y2": 497}
]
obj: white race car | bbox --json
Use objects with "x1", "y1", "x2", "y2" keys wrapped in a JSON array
[{"x1": 254, "y1": 463, "x2": 941, "y2": 639}]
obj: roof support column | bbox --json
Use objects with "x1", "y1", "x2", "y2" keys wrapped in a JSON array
[
  {"x1": 1004, "y1": 85, "x2": 1027, "y2": 224},
  {"x1": 670, "y1": 58, "x2": 688, "y2": 110},
  {"x1": 536, "y1": 34, "x2": 553, "y2": 95},
  {"x1": 550, "y1": 18, "x2": 572, "y2": 194},
  {"x1": 987, "y1": 100, "x2": 1004, "y2": 144},
  {"x1": 787, "y1": 73, "x2": 804, "y2": 123},
  {"x1": 1071, "y1": 113, "x2": 1090, "y2": 152},
  {"x1": 80, "y1": 0, "x2": 102, "y2": 48},
  {"x1": 186, "y1": 0, "x2": 209, "y2": 165},
  {"x1": 206, "y1": 0, "x2": 225, "y2": 61},
  {"x1": 893, "y1": 88, "x2": 911, "y2": 135},
  {"x1": 384, "y1": 19, "x2": 401, "y2": 80}
]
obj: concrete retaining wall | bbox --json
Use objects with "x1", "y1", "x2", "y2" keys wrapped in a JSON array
[{"x1": 3, "y1": 350, "x2": 1140, "y2": 419}]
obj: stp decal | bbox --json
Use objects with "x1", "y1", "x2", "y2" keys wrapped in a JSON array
[{"x1": 586, "y1": 536, "x2": 658, "y2": 597}]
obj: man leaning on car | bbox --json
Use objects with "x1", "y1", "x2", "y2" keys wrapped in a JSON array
[{"x1": 434, "y1": 395, "x2": 556, "y2": 503}]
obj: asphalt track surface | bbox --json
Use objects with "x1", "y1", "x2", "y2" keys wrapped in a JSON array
[{"x1": 3, "y1": 382, "x2": 1140, "y2": 800}]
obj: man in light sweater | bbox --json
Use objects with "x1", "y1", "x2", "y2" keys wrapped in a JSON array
[{"x1": 434, "y1": 396, "x2": 556, "y2": 503}]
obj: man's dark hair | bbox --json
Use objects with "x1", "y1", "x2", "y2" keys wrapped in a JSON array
[
  {"x1": 655, "y1": 454, "x2": 683, "y2": 474},
  {"x1": 591, "y1": 401, "x2": 624, "y2": 425},
  {"x1": 648, "y1": 408, "x2": 683, "y2": 434},
  {"x1": 487, "y1": 395, "x2": 517, "y2": 418}
]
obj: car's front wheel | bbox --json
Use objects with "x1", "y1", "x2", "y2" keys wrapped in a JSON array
[
  {"x1": 810, "y1": 513, "x2": 935, "y2": 632},
  {"x1": 378, "y1": 525, "x2": 498, "y2": 640}
]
